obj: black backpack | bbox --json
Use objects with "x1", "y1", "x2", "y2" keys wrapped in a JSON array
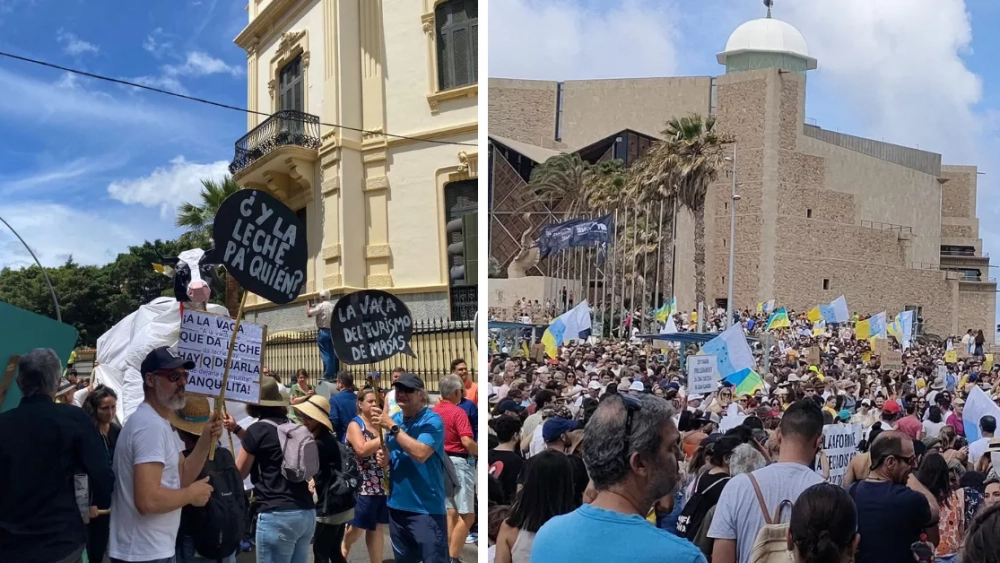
[
  {"x1": 188, "y1": 448, "x2": 248, "y2": 559},
  {"x1": 676, "y1": 473, "x2": 730, "y2": 541},
  {"x1": 318, "y1": 422, "x2": 362, "y2": 517}
]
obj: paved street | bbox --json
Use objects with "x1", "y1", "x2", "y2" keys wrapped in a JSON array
[{"x1": 235, "y1": 529, "x2": 479, "y2": 562}]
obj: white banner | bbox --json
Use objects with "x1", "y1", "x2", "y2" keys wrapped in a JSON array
[
  {"x1": 687, "y1": 354, "x2": 719, "y2": 396},
  {"x1": 177, "y1": 309, "x2": 264, "y2": 404},
  {"x1": 815, "y1": 422, "x2": 863, "y2": 486}
]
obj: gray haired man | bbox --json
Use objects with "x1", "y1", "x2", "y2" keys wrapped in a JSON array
[
  {"x1": 435, "y1": 374, "x2": 478, "y2": 561},
  {"x1": 530, "y1": 393, "x2": 706, "y2": 563},
  {"x1": 0, "y1": 348, "x2": 115, "y2": 563}
]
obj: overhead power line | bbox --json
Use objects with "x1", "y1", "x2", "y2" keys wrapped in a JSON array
[{"x1": 0, "y1": 50, "x2": 478, "y2": 147}]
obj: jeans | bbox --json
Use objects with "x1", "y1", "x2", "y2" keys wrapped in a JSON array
[
  {"x1": 175, "y1": 535, "x2": 237, "y2": 563},
  {"x1": 255, "y1": 509, "x2": 316, "y2": 563},
  {"x1": 936, "y1": 556, "x2": 957, "y2": 563},
  {"x1": 317, "y1": 328, "x2": 338, "y2": 380},
  {"x1": 111, "y1": 558, "x2": 174, "y2": 563},
  {"x1": 312, "y1": 522, "x2": 347, "y2": 563}
]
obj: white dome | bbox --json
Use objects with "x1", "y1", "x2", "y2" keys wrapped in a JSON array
[{"x1": 717, "y1": 18, "x2": 817, "y2": 70}]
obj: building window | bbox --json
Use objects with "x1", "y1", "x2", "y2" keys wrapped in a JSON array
[
  {"x1": 554, "y1": 82, "x2": 564, "y2": 142},
  {"x1": 279, "y1": 56, "x2": 304, "y2": 112},
  {"x1": 806, "y1": 208, "x2": 812, "y2": 218},
  {"x1": 823, "y1": 278, "x2": 830, "y2": 290},
  {"x1": 436, "y1": 0, "x2": 477, "y2": 91}
]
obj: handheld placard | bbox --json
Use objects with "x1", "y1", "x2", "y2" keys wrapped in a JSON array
[{"x1": 330, "y1": 290, "x2": 416, "y2": 364}]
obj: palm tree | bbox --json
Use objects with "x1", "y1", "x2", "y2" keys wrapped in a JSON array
[
  {"x1": 176, "y1": 176, "x2": 243, "y2": 316},
  {"x1": 524, "y1": 153, "x2": 627, "y2": 216},
  {"x1": 628, "y1": 114, "x2": 730, "y2": 307}
]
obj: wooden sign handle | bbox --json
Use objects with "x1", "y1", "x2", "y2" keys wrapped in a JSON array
[{"x1": 210, "y1": 290, "x2": 248, "y2": 461}]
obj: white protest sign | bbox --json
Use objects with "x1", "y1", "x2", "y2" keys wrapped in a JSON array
[
  {"x1": 687, "y1": 354, "x2": 719, "y2": 396},
  {"x1": 718, "y1": 413, "x2": 747, "y2": 433},
  {"x1": 815, "y1": 422, "x2": 862, "y2": 486},
  {"x1": 177, "y1": 309, "x2": 264, "y2": 403}
]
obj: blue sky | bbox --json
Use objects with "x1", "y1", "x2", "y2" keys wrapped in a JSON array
[
  {"x1": 0, "y1": 0, "x2": 248, "y2": 268},
  {"x1": 491, "y1": 0, "x2": 1000, "y2": 321}
]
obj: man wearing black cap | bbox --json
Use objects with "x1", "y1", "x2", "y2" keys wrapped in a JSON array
[
  {"x1": 108, "y1": 347, "x2": 221, "y2": 563},
  {"x1": 372, "y1": 373, "x2": 450, "y2": 563}
]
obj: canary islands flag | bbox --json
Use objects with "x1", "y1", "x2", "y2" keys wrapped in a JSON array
[
  {"x1": 765, "y1": 308, "x2": 790, "y2": 331},
  {"x1": 725, "y1": 368, "x2": 764, "y2": 397},
  {"x1": 541, "y1": 301, "x2": 592, "y2": 358},
  {"x1": 655, "y1": 297, "x2": 676, "y2": 322},
  {"x1": 856, "y1": 312, "x2": 887, "y2": 340}
]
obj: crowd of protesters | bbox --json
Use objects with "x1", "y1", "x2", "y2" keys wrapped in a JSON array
[
  {"x1": 486, "y1": 306, "x2": 1000, "y2": 563},
  {"x1": 0, "y1": 346, "x2": 478, "y2": 563}
]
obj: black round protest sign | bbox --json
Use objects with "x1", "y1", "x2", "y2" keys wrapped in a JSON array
[
  {"x1": 330, "y1": 290, "x2": 416, "y2": 365},
  {"x1": 205, "y1": 189, "x2": 307, "y2": 305}
]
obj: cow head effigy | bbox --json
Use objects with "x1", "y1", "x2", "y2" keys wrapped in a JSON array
[{"x1": 153, "y1": 248, "x2": 225, "y2": 306}]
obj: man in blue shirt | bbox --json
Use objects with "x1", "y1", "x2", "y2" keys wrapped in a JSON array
[
  {"x1": 372, "y1": 373, "x2": 449, "y2": 563},
  {"x1": 531, "y1": 393, "x2": 706, "y2": 563},
  {"x1": 328, "y1": 371, "x2": 357, "y2": 441}
]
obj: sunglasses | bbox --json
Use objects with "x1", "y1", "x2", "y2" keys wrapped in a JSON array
[
  {"x1": 155, "y1": 370, "x2": 187, "y2": 383},
  {"x1": 885, "y1": 454, "x2": 916, "y2": 467},
  {"x1": 620, "y1": 393, "x2": 643, "y2": 461}
]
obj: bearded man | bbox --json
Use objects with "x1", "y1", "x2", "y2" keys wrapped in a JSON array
[{"x1": 108, "y1": 347, "x2": 220, "y2": 563}]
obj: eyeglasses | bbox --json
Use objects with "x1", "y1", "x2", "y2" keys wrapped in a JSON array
[
  {"x1": 620, "y1": 393, "x2": 643, "y2": 462},
  {"x1": 887, "y1": 454, "x2": 917, "y2": 466},
  {"x1": 156, "y1": 370, "x2": 187, "y2": 383}
]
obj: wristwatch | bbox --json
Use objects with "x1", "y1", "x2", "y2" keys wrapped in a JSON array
[{"x1": 389, "y1": 425, "x2": 400, "y2": 436}]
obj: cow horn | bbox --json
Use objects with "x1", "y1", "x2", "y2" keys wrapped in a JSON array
[{"x1": 154, "y1": 250, "x2": 180, "y2": 267}]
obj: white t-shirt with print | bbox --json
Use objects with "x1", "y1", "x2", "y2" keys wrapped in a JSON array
[{"x1": 109, "y1": 402, "x2": 184, "y2": 561}]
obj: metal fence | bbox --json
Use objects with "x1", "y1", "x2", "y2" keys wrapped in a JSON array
[{"x1": 263, "y1": 318, "x2": 477, "y2": 392}]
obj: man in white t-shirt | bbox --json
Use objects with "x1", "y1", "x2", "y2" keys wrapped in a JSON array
[
  {"x1": 109, "y1": 347, "x2": 219, "y2": 563},
  {"x1": 709, "y1": 399, "x2": 826, "y2": 563},
  {"x1": 970, "y1": 415, "x2": 997, "y2": 466}
]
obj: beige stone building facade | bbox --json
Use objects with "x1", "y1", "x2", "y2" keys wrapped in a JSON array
[
  {"x1": 229, "y1": 0, "x2": 479, "y2": 331},
  {"x1": 489, "y1": 15, "x2": 996, "y2": 340}
]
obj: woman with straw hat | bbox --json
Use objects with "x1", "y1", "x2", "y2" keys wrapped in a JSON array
[
  {"x1": 290, "y1": 393, "x2": 361, "y2": 563},
  {"x1": 341, "y1": 387, "x2": 390, "y2": 563},
  {"x1": 170, "y1": 395, "x2": 245, "y2": 563},
  {"x1": 224, "y1": 376, "x2": 315, "y2": 563}
]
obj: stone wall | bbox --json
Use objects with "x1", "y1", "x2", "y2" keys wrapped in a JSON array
[
  {"x1": 941, "y1": 224, "x2": 977, "y2": 239},
  {"x1": 941, "y1": 166, "x2": 976, "y2": 219},
  {"x1": 776, "y1": 218, "x2": 906, "y2": 267},
  {"x1": 488, "y1": 78, "x2": 557, "y2": 146},
  {"x1": 772, "y1": 257, "x2": 956, "y2": 335},
  {"x1": 958, "y1": 286, "x2": 996, "y2": 340}
]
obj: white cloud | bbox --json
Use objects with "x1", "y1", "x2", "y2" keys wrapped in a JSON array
[
  {"x1": 143, "y1": 27, "x2": 173, "y2": 58},
  {"x1": 107, "y1": 156, "x2": 230, "y2": 218},
  {"x1": 0, "y1": 203, "x2": 147, "y2": 268},
  {"x1": 163, "y1": 51, "x2": 243, "y2": 78},
  {"x1": 56, "y1": 29, "x2": 99, "y2": 57},
  {"x1": 0, "y1": 156, "x2": 126, "y2": 197},
  {"x1": 489, "y1": 0, "x2": 680, "y2": 80}
]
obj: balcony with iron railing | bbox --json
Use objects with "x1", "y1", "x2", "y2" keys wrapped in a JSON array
[{"x1": 229, "y1": 110, "x2": 322, "y2": 175}]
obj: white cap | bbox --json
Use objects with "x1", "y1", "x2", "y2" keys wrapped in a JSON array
[
  {"x1": 588, "y1": 380, "x2": 602, "y2": 390},
  {"x1": 629, "y1": 380, "x2": 645, "y2": 392}
]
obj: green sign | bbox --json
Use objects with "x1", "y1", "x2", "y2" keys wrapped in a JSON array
[{"x1": 0, "y1": 302, "x2": 79, "y2": 412}]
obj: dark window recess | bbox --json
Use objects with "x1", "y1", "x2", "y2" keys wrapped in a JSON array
[
  {"x1": 554, "y1": 82, "x2": 564, "y2": 141},
  {"x1": 807, "y1": 208, "x2": 813, "y2": 218},
  {"x1": 436, "y1": 0, "x2": 478, "y2": 91},
  {"x1": 279, "y1": 56, "x2": 304, "y2": 112},
  {"x1": 823, "y1": 278, "x2": 830, "y2": 290}
]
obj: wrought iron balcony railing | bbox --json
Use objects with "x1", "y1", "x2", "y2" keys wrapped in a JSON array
[{"x1": 229, "y1": 110, "x2": 322, "y2": 174}]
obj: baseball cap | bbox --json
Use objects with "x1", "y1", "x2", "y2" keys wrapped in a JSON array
[
  {"x1": 543, "y1": 417, "x2": 580, "y2": 442},
  {"x1": 588, "y1": 380, "x2": 602, "y2": 390},
  {"x1": 629, "y1": 380, "x2": 645, "y2": 392},
  {"x1": 393, "y1": 373, "x2": 425, "y2": 391},
  {"x1": 140, "y1": 346, "x2": 195, "y2": 376},
  {"x1": 493, "y1": 398, "x2": 524, "y2": 415},
  {"x1": 617, "y1": 381, "x2": 630, "y2": 392},
  {"x1": 882, "y1": 400, "x2": 902, "y2": 415}
]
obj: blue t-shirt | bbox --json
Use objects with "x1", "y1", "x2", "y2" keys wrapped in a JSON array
[
  {"x1": 532, "y1": 503, "x2": 707, "y2": 563},
  {"x1": 457, "y1": 398, "x2": 478, "y2": 441},
  {"x1": 386, "y1": 407, "x2": 446, "y2": 515}
]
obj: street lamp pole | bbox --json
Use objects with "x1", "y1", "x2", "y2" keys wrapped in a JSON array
[
  {"x1": 726, "y1": 145, "x2": 739, "y2": 329},
  {"x1": 0, "y1": 214, "x2": 62, "y2": 322}
]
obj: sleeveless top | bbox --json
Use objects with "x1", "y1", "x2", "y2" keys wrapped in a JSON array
[
  {"x1": 346, "y1": 415, "x2": 387, "y2": 496},
  {"x1": 511, "y1": 530, "x2": 535, "y2": 563},
  {"x1": 936, "y1": 489, "x2": 964, "y2": 557}
]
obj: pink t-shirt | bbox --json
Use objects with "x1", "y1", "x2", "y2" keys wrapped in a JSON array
[{"x1": 895, "y1": 415, "x2": 923, "y2": 441}]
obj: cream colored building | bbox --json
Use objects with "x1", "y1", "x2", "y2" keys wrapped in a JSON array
[
  {"x1": 489, "y1": 13, "x2": 996, "y2": 340},
  {"x1": 230, "y1": 0, "x2": 479, "y2": 331}
]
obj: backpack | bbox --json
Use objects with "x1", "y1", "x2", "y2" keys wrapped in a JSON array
[
  {"x1": 435, "y1": 449, "x2": 460, "y2": 498},
  {"x1": 318, "y1": 417, "x2": 363, "y2": 517},
  {"x1": 188, "y1": 449, "x2": 248, "y2": 559},
  {"x1": 262, "y1": 419, "x2": 319, "y2": 482},
  {"x1": 676, "y1": 473, "x2": 730, "y2": 540},
  {"x1": 746, "y1": 473, "x2": 795, "y2": 563}
]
